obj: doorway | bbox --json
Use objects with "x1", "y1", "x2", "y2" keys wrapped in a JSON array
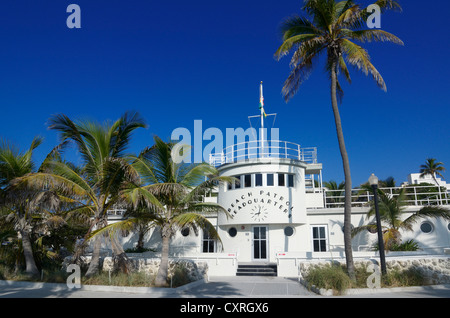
[{"x1": 252, "y1": 226, "x2": 268, "y2": 261}]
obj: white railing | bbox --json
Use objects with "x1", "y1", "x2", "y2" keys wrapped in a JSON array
[
  {"x1": 209, "y1": 140, "x2": 317, "y2": 167},
  {"x1": 322, "y1": 185, "x2": 450, "y2": 208},
  {"x1": 106, "y1": 208, "x2": 126, "y2": 218}
]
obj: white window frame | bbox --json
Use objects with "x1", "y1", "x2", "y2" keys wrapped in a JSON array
[{"x1": 311, "y1": 225, "x2": 328, "y2": 252}]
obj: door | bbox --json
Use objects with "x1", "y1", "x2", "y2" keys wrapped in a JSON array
[{"x1": 253, "y1": 226, "x2": 268, "y2": 261}]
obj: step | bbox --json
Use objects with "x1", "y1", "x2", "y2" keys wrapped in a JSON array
[{"x1": 236, "y1": 263, "x2": 277, "y2": 277}]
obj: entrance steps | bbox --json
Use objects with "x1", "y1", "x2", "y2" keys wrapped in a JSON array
[{"x1": 236, "y1": 263, "x2": 277, "y2": 277}]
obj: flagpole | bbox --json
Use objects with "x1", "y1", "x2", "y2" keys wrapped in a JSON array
[{"x1": 260, "y1": 81, "x2": 264, "y2": 157}]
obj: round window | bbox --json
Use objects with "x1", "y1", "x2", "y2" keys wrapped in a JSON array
[
  {"x1": 420, "y1": 222, "x2": 433, "y2": 234},
  {"x1": 448, "y1": 223, "x2": 450, "y2": 231},
  {"x1": 228, "y1": 227, "x2": 237, "y2": 237},
  {"x1": 341, "y1": 224, "x2": 354, "y2": 232},
  {"x1": 366, "y1": 224, "x2": 378, "y2": 234},
  {"x1": 181, "y1": 228, "x2": 190, "y2": 237},
  {"x1": 284, "y1": 226, "x2": 294, "y2": 237}
]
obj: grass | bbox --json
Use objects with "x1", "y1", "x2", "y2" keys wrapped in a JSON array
[
  {"x1": 303, "y1": 262, "x2": 426, "y2": 295},
  {"x1": 0, "y1": 262, "x2": 196, "y2": 288}
]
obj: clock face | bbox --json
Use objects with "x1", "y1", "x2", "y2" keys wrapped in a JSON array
[{"x1": 250, "y1": 204, "x2": 268, "y2": 222}]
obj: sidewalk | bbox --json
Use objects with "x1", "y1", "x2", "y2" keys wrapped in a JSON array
[{"x1": 0, "y1": 276, "x2": 449, "y2": 298}]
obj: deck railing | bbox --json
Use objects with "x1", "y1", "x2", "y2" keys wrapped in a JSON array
[
  {"x1": 209, "y1": 140, "x2": 317, "y2": 167},
  {"x1": 321, "y1": 185, "x2": 450, "y2": 208}
]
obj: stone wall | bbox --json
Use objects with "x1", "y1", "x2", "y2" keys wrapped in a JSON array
[
  {"x1": 102, "y1": 257, "x2": 208, "y2": 281},
  {"x1": 62, "y1": 256, "x2": 209, "y2": 282},
  {"x1": 299, "y1": 256, "x2": 450, "y2": 285}
]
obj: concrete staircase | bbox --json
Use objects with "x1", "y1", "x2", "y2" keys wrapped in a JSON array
[{"x1": 236, "y1": 263, "x2": 277, "y2": 277}]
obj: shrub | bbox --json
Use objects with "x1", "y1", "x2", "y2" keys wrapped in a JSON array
[
  {"x1": 170, "y1": 262, "x2": 192, "y2": 287},
  {"x1": 389, "y1": 239, "x2": 420, "y2": 252},
  {"x1": 383, "y1": 268, "x2": 425, "y2": 287},
  {"x1": 304, "y1": 263, "x2": 351, "y2": 295}
]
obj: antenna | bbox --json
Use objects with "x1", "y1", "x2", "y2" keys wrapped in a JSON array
[{"x1": 247, "y1": 81, "x2": 277, "y2": 157}]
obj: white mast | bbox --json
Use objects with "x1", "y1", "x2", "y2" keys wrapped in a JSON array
[{"x1": 260, "y1": 81, "x2": 265, "y2": 157}]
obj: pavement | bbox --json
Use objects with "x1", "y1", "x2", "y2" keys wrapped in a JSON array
[{"x1": 0, "y1": 276, "x2": 449, "y2": 298}]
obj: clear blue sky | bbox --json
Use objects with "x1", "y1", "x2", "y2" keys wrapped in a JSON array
[{"x1": 0, "y1": 0, "x2": 448, "y2": 186}]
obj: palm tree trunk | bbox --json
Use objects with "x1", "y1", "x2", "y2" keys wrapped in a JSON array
[
  {"x1": 19, "y1": 229, "x2": 39, "y2": 278},
  {"x1": 330, "y1": 60, "x2": 355, "y2": 280},
  {"x1": 137, "y1": 230, "x2": 145, "y2": 250},
  {"x1": 85, "y1": 236, "x2": 102, "y2": 277},
  {"x1": 111, "y1": 235, "x2": 131, "y2": 273},
  {"x1": 155, "y1": 226, "x2": 171, "y2": 287}
]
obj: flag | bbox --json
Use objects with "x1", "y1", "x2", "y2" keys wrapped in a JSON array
[{"x1": 259, "y1": 81, "x2": 267, "y2": 117}]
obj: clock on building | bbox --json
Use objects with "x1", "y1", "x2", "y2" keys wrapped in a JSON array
[{"x1": 250, "y1": 204, "x2": 268, "y2": 222}]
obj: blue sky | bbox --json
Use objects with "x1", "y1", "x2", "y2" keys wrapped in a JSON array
[{"x1": 0, "y1": 0, "x2": 449, "y2": 186}]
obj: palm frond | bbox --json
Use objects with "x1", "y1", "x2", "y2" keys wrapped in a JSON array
[
  {"x1": 344, "y1": 29, "x2": 404, "y2": 45},
  {"x1": 341, "y1": 38, "x2": 386, "y2": 91}
]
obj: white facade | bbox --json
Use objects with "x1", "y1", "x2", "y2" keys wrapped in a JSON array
[
  {"x1": 408, "y1": 172, "x2": 450, "y2": 191},
  {"x1": 112, "y1": 136, "x2": 450, "y2": 277}
]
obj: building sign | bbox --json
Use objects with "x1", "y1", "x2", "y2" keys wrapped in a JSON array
[{"x1": 220, "y1": 189, "x2": 299, "y2": 224}]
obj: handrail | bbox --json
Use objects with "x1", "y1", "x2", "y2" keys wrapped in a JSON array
[
  {"x1": 320, "y1": 185, "x2": 450, "y2": 208},
  {"x1": 209, "y1": 140, "x2": 317, "y2": 167}
]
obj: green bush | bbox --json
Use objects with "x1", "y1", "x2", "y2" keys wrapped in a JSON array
[
  {"x1": 82, "y1": 271, "x2": 155, "y2": 287},
  {"x1": 304, "y1": 263, "x2": 351, "y2": 295},
  {"x1": 389, "y1": 239, "x2": 420, "y2": 251},
  {"x1": 303, "y1": 262, "x2": 426, "y2": 294},
  {"x1": 383, "y1": 268, "x2": 425, "y2": 287},
  {"x1": 124, "y1": 246, "x2": 156, "y2": 253},
  {"x1": 170, "y1": 262, "x2": 193, "y2": 287}
]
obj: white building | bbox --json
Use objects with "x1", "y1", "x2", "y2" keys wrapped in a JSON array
[
  {"x1": 408, "y1": 173, "x2": 450, "y2": 191},
  {"x1": 113, "y1": 105, "x2": 450, "y2": 277}
]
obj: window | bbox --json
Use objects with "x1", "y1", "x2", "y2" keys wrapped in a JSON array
[
  {"x1": 284, "y1": 226, "x2": 294, "y2": 237},
  {"x1": 202, "y1": 230, "x2": 216, "y2": 253},
  {"x1": 244, "y1": 174, "x2": 251, "y2": 187},
  {"x1": 181, "y1": 228, "x2": 190, "y2": 237},
  {"x1": 312, "y1": 226, "x2": 327, "y2": 252},
  {"x1": 267, "y1": 174, "x2": 274, "y2": 186},
  {"x1": 235, "y1": 175, "x2": 241, "y2": 189},
  {"x1": 420, "y1": 222, "x2": 434, "y2": 234},
  {"x1": 288, "y1": 174, "x2": 294, "y2": 187},
  {"x1": 228, "y1": 227, "x2": 237, "y2": 237},
  {"x1": 278, "y1": 174, "x2": 285, "y2": 186},
  {"x1": 255, "y1": 174, "x2": 263, "y2": 187}
]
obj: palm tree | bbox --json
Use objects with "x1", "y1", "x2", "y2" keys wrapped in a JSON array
[
  {"x1": 107, "y1": 136, "x2": 232, "y2": 287},
  {"x1": 16, "y1": 112, "x2": 147, "y2": 277},
  {"x1": 353, "y1": 188, "x2": 450, "y2": 250},
  {"x1": 0, "y1": 137, "x2": 44, "y2": 278},
  {"x1": 323, "y1": 180, "x2": 345, "y2": 206},
  {"x1": 274, "y1": 0, "x2": 403, "y2": 279},
  {"x1": 420, "y1": 158, "x2": 445, "y2": 186}
]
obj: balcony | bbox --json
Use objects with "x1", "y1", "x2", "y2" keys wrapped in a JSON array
[
  {"x1": 320, "y1": 184, "x2": 450, "y2": 209},
  {"x1": 209, "y1": 140, "x2": 317, "y2": 167}
]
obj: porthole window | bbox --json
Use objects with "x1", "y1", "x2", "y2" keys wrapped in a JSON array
[
  {"x1": 181, "y1": 228, "x2": 190, "y2": 237},
  {"x1": 284, "y1": 226, "x2": 294, "y2": 237},
  {"x1": 228, "y1": 227, "x2": 237, "y2": 237},
  {"x1": 366, "y1": 224, "x2": 378, "y2": 234},
  {"x1": 341, "y1": 224, "x2": 354, "y2": 232},
  {"x1": 420, "y1": 222, "x2": 434, "y2": 234}
]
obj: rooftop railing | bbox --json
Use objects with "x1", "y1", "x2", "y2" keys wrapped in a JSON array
[
  {"x1": 321, "y1": 185, "x2": 450, "y2": 208},
  {"x1": 209, "y1": 140, "x2": 317, "y2": 167}
]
